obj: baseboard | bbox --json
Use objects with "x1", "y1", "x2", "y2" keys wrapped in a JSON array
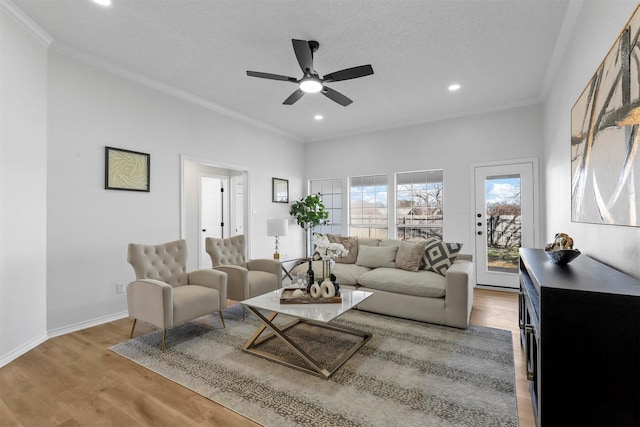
[
  {"x1": 48, "y1": 310, "x2": 130, "y2": 338},
  {"x1": 0, "y1": 333, "x2": 48, "y2": 368},
  {"x1": 475, "y1": 284, "x2": 519, "y2": 293},
  {"x1": 1, "y1": 311, "x2": 130, "y2": 368}
]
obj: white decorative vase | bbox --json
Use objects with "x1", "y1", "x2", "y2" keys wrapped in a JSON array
[
  {"x1": 320, "y1": 279, "x2": 335, "y2": 298},
  {"x1": 309, "y1": 283, "x2": 321, "y2": 298}
]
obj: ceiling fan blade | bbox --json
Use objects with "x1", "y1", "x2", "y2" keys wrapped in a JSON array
[
  {"x1": 323, "y1": 65, "x2": 374, "y2": 83},
  {"x1": 283, "y1": 89, "x2": 305, "y2": 105},
  {"x1": 247, "y1": 71, "x2": 298, "y2": 82},
  {"x1": 322, "y1": 86, "x2": 352, "y2": 106},
  {"x1": 292, "y1": 39, "x2": 314, "y2": 74}
]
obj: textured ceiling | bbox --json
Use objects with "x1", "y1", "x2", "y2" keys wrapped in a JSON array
[{"x1": 11, "y1": 0, "x2": 571, "y2": 142}]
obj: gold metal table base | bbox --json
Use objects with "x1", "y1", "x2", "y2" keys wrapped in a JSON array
[{"x1": 242, "y1": 306, "x2": 372, "y2": 379}]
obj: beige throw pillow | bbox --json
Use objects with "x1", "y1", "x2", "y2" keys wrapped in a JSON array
[
  {"x1": 356, "y1": 245, "x2": 398, "y2": 268},
  {"x1": 327, "y1": 235, "x2": 359, "y2": 264},
  {"x1": 395, "y1": 240, "x2": 427, "y2": 272}
]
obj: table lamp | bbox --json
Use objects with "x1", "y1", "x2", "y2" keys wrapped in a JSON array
[{"x1": 267, "y1": 219, "x2": 288, "y2": 259}]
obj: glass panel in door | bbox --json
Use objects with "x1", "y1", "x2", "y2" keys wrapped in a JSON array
[{"x1": 484, "y1": 174, "x2": 521, "y2": 273}]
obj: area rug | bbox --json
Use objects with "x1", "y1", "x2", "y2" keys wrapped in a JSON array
[{"x1": 110, "y1": 305, "x2": 518, "y2": 427}]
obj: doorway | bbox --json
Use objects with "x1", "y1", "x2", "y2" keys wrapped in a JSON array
[
  {"x1": 181, "y1": 156, "x2": 248, "y2": 271},
  {"x1": 199, "y1": 174, "x2": 228, "y2": 268},
  {"x1": 473, "y1": 160, "x2": 537, "y2": 289}
]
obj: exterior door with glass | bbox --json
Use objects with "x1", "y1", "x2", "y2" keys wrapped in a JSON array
[{"x1": 474, "y1": 161, "x2": 535, "y2": 288}]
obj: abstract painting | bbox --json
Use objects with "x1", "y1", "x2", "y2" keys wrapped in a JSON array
[
  {"x1": 571, "y1": 5, "x2": 640, "y2": 227},
  {"x1": 105, "y1": 146, "x2": 150, "y2": 192}
]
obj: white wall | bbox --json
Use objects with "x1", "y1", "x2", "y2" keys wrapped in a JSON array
[
  {"x1": 0, "y1": 7, "x2": 49, "y2": 364},
  {"x1": 543, "y1": 0, "x2": 640, "y2": 279},
  {"x1": 304, "y1": 104, "x2": 545, "y2": 254},
  {"x1": 45, "y1": 52, "x2": 303, "y2": 334}
]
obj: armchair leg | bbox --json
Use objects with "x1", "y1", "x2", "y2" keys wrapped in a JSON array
[
  {"x1": 219, "y1": 311, "x2": 226, "y2": 328},
  {"x1": 161, "y1": 329, "x2": 167, "y2": 353},
  {"x1": 129, "y1": 319, "x2": 137, "y2": 339}
]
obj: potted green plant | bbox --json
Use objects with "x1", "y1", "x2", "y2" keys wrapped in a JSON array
[{"x1": 289, "y1": 193, "x2": 329, "y2": 258}]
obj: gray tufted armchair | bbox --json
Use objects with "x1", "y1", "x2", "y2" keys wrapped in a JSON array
[
  {"x1": 127, "y1": 239, "x2": 227, "y2": 352},
  {"x1": 205, "y1": 235, "x2": 281, "y2": 315}
]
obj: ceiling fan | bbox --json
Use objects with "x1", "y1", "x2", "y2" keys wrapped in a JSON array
[{"x1": 246, "y1": 39, "x2": 374, "y2": 107}]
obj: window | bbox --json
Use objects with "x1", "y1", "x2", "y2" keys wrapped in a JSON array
[
  {"x1": 396, "y1": 170, "x2": 443, "y2": 240},
  {"x1": 349, "y1": 174, "x2": 388, "y2": 239},
  {"x1": 310, "y1": 178, "x2": 343, "y2": 235}
]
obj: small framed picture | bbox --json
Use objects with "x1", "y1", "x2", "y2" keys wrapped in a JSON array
[
  {"x1": 105, "y1": 146, "x2": 150, "y2": 192},
  {"x1": 272, "y1": 177, "x2": 289, "y2": 203}
]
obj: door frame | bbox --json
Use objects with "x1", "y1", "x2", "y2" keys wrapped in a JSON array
[
  {"x1": 180, "y1": 155, "x2": 250, "y2": 270},
  {"x1": 469, "y1": 157, "x2": 541, "y2": 290}
]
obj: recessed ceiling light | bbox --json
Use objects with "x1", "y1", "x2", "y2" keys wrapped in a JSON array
[
  {"x1": 448, "y1": 83, "x2": 461, "y2": 91},
  {"x1": 314, "y1": 115, "x2": 324, "y2": 121},
  {"x1": 91, "y1": 0, "x2": 112, "y2": 7}
]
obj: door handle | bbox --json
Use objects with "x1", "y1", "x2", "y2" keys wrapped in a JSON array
[{"x1": 201, "y1": 229, "x2": 206, "y2": 232}]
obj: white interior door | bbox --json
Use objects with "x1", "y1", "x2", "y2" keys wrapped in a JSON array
[
  {"x1": 200, "y1": 175, "x2": 228, "y2": 268},
  {"x1": 474, "y1": 162, "x2": 535, "y2": 288},
  {"x1": 230, "y1": 175, "x2": 244, "y2": 236}
]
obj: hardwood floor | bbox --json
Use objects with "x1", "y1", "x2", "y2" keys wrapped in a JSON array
[{"x1": 1, "y1": 289, "x2": 534, "y2": 426}]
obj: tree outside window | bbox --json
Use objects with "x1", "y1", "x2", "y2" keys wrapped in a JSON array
[{"x1": 396, "y1": 170, "x2": 443, "y2": 240}]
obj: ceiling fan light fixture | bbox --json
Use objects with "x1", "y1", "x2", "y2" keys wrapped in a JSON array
[{"x1": 300, "y1": 78, "x2": 323, "y2": 93}]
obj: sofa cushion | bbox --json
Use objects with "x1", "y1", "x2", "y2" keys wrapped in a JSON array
[
  {"x1": 380, "y1": 239, "x2": 401, "y2": 248},
  {"x1": 423, "y1": 238, "x2": 463, "y2": 275},
  {"x1": 356, "y1": 245, "x2": 398, "y2": 268},
  {"x1": 358, "y1": 238, "x2": 381, "y2": 247},
  {"x1": 395, "y1": 240, "x2": 427, "y2": 272},
  {"x1": 358, "y1": 267, "x2": 446, "y2": 298},
  {"x1": 332, "y1": 263, "x2": 372, "y2": 285},
  {"x1": 328, "y1": 235, "x2": 358, "y2": 264}
]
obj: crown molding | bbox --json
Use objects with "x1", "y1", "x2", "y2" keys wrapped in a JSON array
[
  {"x1": 0, "y1": 0, "x2": 52, "y2": 47},
  {"x1": 306, "y1": 97, "x2": 543, "y2": 144},
  {"x1": 50, "y1": 41, "x2": 302, "y2": 143}
]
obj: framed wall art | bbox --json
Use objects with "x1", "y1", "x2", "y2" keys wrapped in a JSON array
[
  {"x1": 272, "y1": 177, "x2": 289, "y2": 203},
  {"x1": 571, "y1": 5, "x2": 640, "y2": 227},
  {"x1": 105, "y1": 146, "x2": 150, "y2": 192}
]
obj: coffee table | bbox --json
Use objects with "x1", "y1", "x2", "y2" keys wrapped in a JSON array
[{"x1": 241, "y1": 288, "x2": 373, "y2": 379}]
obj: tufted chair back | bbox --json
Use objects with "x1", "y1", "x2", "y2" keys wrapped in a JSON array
[
  {"x1": 127, "y1": 239, "x2": 189, "y2": 287},
  {"x1": 206, "y1": 235, "x2": 248, "y2": 267}
]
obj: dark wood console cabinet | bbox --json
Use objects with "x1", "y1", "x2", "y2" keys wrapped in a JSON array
[{"x1": 519, "y1": 248, "x2": 640, "y2": 426}]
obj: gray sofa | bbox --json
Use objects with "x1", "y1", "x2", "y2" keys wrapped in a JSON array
[{"x1": 291, "y1": 237, "x2": 474, "y2": 329}]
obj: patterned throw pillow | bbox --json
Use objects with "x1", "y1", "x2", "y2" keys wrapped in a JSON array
[
  {"x1": 327, "y1": 235, "x2": 359, "y2": 264},
  {"x1": 423, "y1": 238, "x2": 462, "y2": 275}
]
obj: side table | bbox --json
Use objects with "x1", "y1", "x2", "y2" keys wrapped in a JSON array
[{"x1": 278, "y1": 257, "x2": 305, "y2": 283}]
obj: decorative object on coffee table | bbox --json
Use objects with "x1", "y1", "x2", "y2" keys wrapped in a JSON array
[
  {"x1": 313, "y1": 233, "x2": 347, "y2": 297},
  {"x1": 544, "y1": 232, "x2": 581, "y2": 264},
  {"x1": 280, "y1": 287, "x2": 342, "y2": 304}
]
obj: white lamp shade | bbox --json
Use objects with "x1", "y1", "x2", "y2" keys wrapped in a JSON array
[{"x1": 267, "y1": 219, "x2": 288, "y2": 237}]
